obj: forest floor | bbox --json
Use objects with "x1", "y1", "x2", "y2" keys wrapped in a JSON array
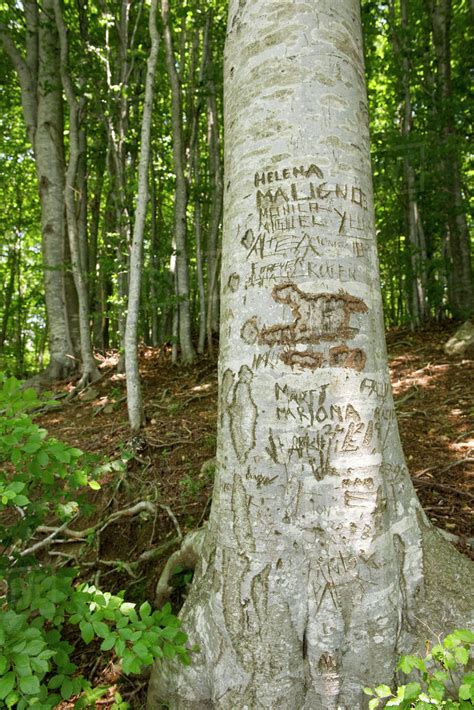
[{"x1": 37, "y1": 321, "x2": 474, "y2": 709}]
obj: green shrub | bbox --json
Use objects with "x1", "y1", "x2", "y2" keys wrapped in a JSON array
[
  {"x1": 0, "y1": 376, "x2": 189, "y2": 709},
  {"x1": 364, "y1": 629, "x2": 474, "y2": 709}
]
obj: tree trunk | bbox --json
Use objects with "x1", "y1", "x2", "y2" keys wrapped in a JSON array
[
  {"x1": 428, "y1": 0, "x2": 474, "y2": 319},
  {"x1": 1, "y1": 0, "x2": 76, "y2": 380},
  {"x1": 395, "y1": 0, "x2": 428, "y2": 327},
  {"x1": 147, "y1": 1, "x2": 474, "y2": 708},
  {"x1": 0, "y1": 247, "x2": 17, "y2": 352},
  {"x1": 124, "y1": 0, "x2": 160, "y2": 432},
  {"x1": 36, "y1": 0, "x2": 75, "y2": 379},
  {"x1": 161, "y1": 0, "x2": 196, "y2": 363},
  {"x1": 206, "y1": 46, "x2": 223, "y2": 339},
  {"x1": 54, "y1": 0, "x2": 100, "y2": 386},
  {"x1": 149, "y1": 164, "x2": 160, "y2": 347}
]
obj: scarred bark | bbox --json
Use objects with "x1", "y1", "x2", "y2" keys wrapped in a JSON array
[{"x1": 145, "y1": 1, "x2": 474, "y2": 707}]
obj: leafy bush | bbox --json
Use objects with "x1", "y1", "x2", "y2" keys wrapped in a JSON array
[
  {"x1": 364, "y1": 629, "x2": 474, "y2": 709},
  {"x1": 0, "y1": 376, "x2": 189, "y2": 708}
]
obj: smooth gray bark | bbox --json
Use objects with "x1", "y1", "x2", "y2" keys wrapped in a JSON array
[
  {"x1": 148, "y1": 1, "x2": 474, "y2": 708},
  {"x1": 428, "y1": 0, "x2": 474, "y2": 318},
  {"x1": 206, "y1": 48, "x2": 223, "y2": 341},
  {"x1": 391, "y1": 0, "x2": 428, "y2": 326},
  {"x1": 124, "y1": 0, "x2": 160, "y2": 432},
  {"x1": 1, "y1": 0, "x2": 76, "y2": 380},
  {"x1": 161, "y1": 0, "x2": 196, "y2": 364},
  {"x1": 54, "y1": 0, "x2": 100, "y2": 386}
]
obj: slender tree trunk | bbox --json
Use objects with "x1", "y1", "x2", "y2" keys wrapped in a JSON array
[
  {"x1": 54, "y1": 0, "x2": 100, "y2": 386},
  {"x1": 189, "y1": 23, "x2": 211, "y2": 355},
  {"x1": 103, "y1": 0, "x2": 134, "y2": 371},
  {"x1": 206, "y1": 47, "x2": 223, "y2": 339},
  {"x1": 0, "y1": 247, "x2": 17, "y2": 352},
  {"x1": 124, "y1": 0, "x2": 160, "y2": 432},
  {"x1": 395, "y1": 0, "x2": 428, "y2": 326},
  {"x1": 149, "y1": 166, "x2": 160, "y2": 347},
  {"x1": 148, "y1": 2, "x2": 473, "y2": 707},
  {"x1": 428, "y1": 0, "x2": 474, "y2": 318},
  {"x1": 161, "y1": 0, "x2": 196, "y2": 363},
  {"x1": 36, "y1": 0, "x2": 75, "y2": 379},
  {"x1": 1, "y1": 0, "x2": 77, "y2": 380}
]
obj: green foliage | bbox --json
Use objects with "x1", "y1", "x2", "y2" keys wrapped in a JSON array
[
  {"x1": 0, "y1": 377, "x2": 189, "y2": 708},
  {"x1": 364, "y1": 630, "x2": 474, "y2": 709}
]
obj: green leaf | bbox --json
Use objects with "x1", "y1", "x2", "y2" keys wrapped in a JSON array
[
  {"x1": 80, "y1": 621, "x2": 94, "y2": 644},
  {"x1": 404, "y1": 682, "x2": 422, "y2": 700},
  {"x1": 0, "y1": 656, "x2": 8, "y2": 674},
  {"x1": 0, "y1": 674, "x2": 15, "y2": 701},
  {"x1": 455, "y1": 646, "x2": 469, "y2": 665},
  {"x1": 459, "y1": 684, "x2": 472, "y2": 701},
  {"x1": 12, "y1": 653, "x2": 30, "y2": 676},
  {"x1": 132, "y1": 641, "x2": 150, "y2": 659},
  {"x1": 88, "y1": 480, "x2": 101, "y2": 490},
  {"x1": 100, "y1": 635, "x2": 116, "y2": 651},
  {"x1": 5, "y1": 690, "x2": 20, "y2": 708},
  {"x1": 61, "y1": 677, "x2": 73, "y2": 700},
  {"x1": 30, "y1": 657, "x2": 49, "y2": 675},
  {"x1": 427, "y1": 679, "x2": 445, "y2": 702},
  {"x1": 369, "y1": 699, "x2": 380, "y2": 710},
  {"x1": 36, "y1": 451, "x2": 49, "y2": 467},
  {"x1": 48, "y1": 674, "x2": 64, "y2": 690},
  {"x1": 38, "y1": 600, "x2": 56, "y2": 620},
  {"x1": 453, "y1": 629, "x2": 474, "y2": 644},
  {"x1": 375, "y1": 685, "x2": 393, "y2": 698},
  {"x1": 92, "y1": 621, "x2": 110, "y2": 638},
  {"x1": 139, "y1": 601, "x2": 151, "y2": 618},
  {"x1": 10, "y1": 449, "x2": 21, "y2": 466},
  {"x1": 18, "y1": 674, "x2": 40, "y2": 695},
  {"x1": 25, "y1": 639, "x2": 45, "y2": 655}
]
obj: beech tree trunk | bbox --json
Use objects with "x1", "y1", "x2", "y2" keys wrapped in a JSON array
[
  {"x1": 395, "y1": 0, "x2": 428, "y2": 326},
  {"x1": 161, "y1": 0, "x2": 196, "y2": 364},
  {"x1": 54, "y1": 0, "x2": 100, "y2": 386},
  {"x1": 147, "y1": 2, "x2": 474, "y2": 708},
  {"x1": 428, "y1": 0, "x2": 474, "y2": 318},
  {"x1": 124, "y1": 0, "x2": 160, "y2": 432},
  {"x1": 1, "y1": 0, "x2": 76, "y2": 380},
  {"x1": 206, "y1": 42, "x2": 223, "y2": 339}
]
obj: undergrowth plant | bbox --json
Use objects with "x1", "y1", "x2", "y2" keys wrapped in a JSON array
[
  {"x1": 0, "y1": 376, "x2": 189, "y2": 709},
  {"x1": 364, "y1": 629, "x2": 474, "y2": 709}
]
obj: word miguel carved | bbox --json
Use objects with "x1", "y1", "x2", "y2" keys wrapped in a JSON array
[{"x1": 241, "y1": 281, "x2": 368, "y2": 371}]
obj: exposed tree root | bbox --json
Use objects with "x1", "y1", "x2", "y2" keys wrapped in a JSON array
[{"x1": 155, "y1": 528, "x2": 207, "y2": 608}]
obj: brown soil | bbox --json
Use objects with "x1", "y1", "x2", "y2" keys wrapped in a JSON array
[{"x1": 39, "y1": 322, "x2": 473, "y2": 708}]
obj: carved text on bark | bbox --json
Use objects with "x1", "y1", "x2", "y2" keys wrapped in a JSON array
[{"x1": 242, "y1": 281, "x2": 368, "y2": 371}]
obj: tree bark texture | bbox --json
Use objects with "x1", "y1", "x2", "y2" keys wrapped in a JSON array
[
  {"x1": 36, "y1": 0, "x2": 75, "y2": 379},
  {"x1": 54, "y1": 0, "x2": 100, "y2": 386},
  {"x1": 148, "y1": 4, "x2": 473, "y2": 707},
  {"x1": 428, "y1": 0, "x2": 474, "y2": 318},
  {"x1": 396, "y1": 0, "x2": 428, "y2": 326},
  {"x1": 161, "y1": 0, "x2": 196, "y2": 363},
  {"x1": 1, "y1": 0, "x2": 76, "y2": 380},
  {"x1": 124, "y1": 0, "x2": 160, "y2": 432},
  {"x1": 206, "y1": 52, "x2": 223, "y2": 338}
]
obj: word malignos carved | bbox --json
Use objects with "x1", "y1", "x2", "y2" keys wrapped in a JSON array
[{"x1": 241, "y1": 282, "x2": 368, "y2": 371}]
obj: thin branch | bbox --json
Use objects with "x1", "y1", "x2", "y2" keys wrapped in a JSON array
[{"x1": 20, "y1": 516, "x2": 78, "y2": 557}]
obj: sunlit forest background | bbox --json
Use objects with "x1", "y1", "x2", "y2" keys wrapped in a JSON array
[{"x1": 0, "y1": 0, "x2": 472, "y2": 377}]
